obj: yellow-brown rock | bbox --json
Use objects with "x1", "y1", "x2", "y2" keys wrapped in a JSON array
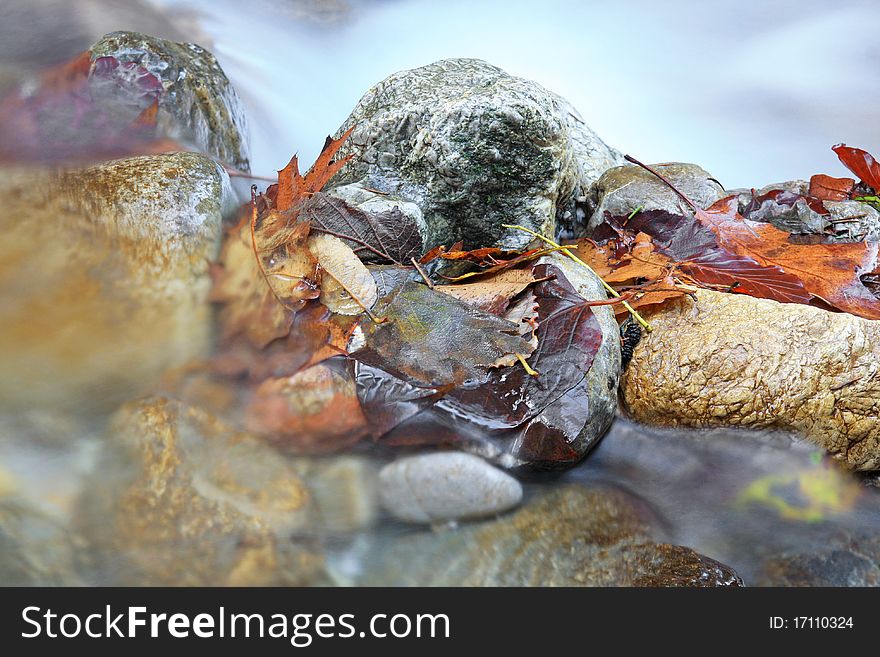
[
  {"x1": 75, "y1": 397, "x2": 322, "y2": 586},
  {"x1": 0, "y1": 153, "x2": 234, "y2": 413},
  {"x1": 622, "y1": 290, "x2": 880, "y2": 471}
]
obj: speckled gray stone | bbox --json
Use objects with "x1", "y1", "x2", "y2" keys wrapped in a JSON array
[
  {"x1": 586, "y1": 162, "x2": 724, "y2": 234},
  {"x1": 379, "y1": 452, "x2": 523, "y2": 523},
  {"x1": 90, "y1": 31, "x2": 250, "y2": 170},
  {"x1": 332, "y1": 58, "x2": 622, "y2": 250}
]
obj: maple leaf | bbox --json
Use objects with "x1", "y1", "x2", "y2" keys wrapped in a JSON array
[
  {"x1": 623, "y1": 155, "x2": 880, "y2": 319},
  {"x1": 303, "y1": 192, "x2": 423, "y2": 265},
  {"x1": 274, "y1": 127, "x2": 354, "y2": 212}
]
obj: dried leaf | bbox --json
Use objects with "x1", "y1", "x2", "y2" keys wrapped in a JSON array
[
  {"x1": 275, "y1": 127, "x2": 354, "y2": 212},
  {"x1": 351, "y1": 280, "x2": 533, "y2": 388},
  {"x1": 833, "y1": 143, "x2": 880, "y2": 191},
  {"x1": 308, "y1": 233, "x2": 378, "y2": 315},
  {"x1": 434, "y1": 269, "x2": 538, "y2": 315},
  {"x1": 304, "y1": 192, "x2": 423, "y2": 264},
  {"x1": 808, "y1": 174, "x2": 855, "y2": 203}
]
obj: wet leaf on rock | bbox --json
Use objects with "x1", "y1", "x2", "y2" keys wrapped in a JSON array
[
  {"x1": 350, "y1": 280, "x2": 534, "y2": 388},
  {"x1": 435, "y1": 268, "x2": 539, "y2": 315},
  {"x1": 833, "y1": 143, "x2": 880, "y2": 192},
  {"x1": 304, "y1": 192, "x2": 423, "y2": 265},
  {"x1": 308, "y1": 232, "x2": 378, "y2": 315}
]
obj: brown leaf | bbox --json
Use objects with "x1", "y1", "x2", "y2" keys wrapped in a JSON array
[
  {"x1": 304, "y1": 192, "x2": 423, "y2": 264},
  {"x1": 833, "y1": 143, "x2": 880, "y2": 191},
  {"x1": 275, "y1": 127, "x2": 354, "y2": 213},
  {"x1": 434, "y1": 269, "x2": 539, "y2": 315},
  {"x1": 808, "y1": 174, "x2": 855, "y2": 202},
  {"x1": 308, "y1": 233, "x2": 379, "y2": 315}
]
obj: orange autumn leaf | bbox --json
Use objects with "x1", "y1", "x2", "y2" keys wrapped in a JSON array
[
  {"x1": 808, "y1": 173, "x2": 855, "y2": 202},
  {"x1": 275, "y1": 126, "x2": 355, "y2": 212}
]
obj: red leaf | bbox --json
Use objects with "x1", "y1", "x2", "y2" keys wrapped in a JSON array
[
  {"x1": 833, "y1": 143, "x2": 880, "y2": 191},
  {"x1": 808, "y1": 174, "x2": 855, "y2": 202}
]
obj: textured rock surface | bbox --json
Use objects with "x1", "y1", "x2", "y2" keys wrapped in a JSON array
[
  {"x1": 757, "y1": 532, "x2": 880, "y2": 586},
  {"x1": 75, "y1": 397, "x2": 321, "y2": 586},
  {"x1": 0, "y1": 497, "x2": 79, "y2": 585},
  {"x1": 0, "y1": 153, "x2": 233, "y2": 412},
  {"x1": 332, "y1": 58, "x2": 622, "y2": 250},
  {"x1": 730, "y1": 181, "x2": 880, "y2": 241},
  {"x1": 621, "y1": 290, "x2": 880, "y2": 471},
  {"x1": 359, "y1": 485, "x2": 742, "y2": 586},
  {"x1": 586, "y1": 162, "x2": 724, "y2": 233},
  {"x1": 90, "y1": 31, "x2": 250, "y2": 170},
  {"x1": 379, "y1": 452, "x2": 522, "y2": 523}
]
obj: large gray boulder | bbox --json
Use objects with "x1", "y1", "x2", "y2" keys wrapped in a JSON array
[{"x1": 331, "y1": 58, "x2": 622, "y2": 250}]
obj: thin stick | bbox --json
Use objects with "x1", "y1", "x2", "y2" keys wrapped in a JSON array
[
  {"x1": 411, "y1": 257, "x2": 435, "y2": 288},
  {"x1": 515, "y1": 352, "x2": 539, "y2": 376},
  {"x1": 309, "y1": 226, "x2": 395, "y2": 264},
  {"x1": 502, "y1": 224, "x2": 652, "y2": 332}
]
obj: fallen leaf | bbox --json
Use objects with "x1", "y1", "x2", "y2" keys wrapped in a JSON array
[
  {"x1": 350, "y1": 280, "x2": 534, "y2": 388},
  {"x1": 808, "y1": 174, "x2": 855, "y2": 203},
  {"x1": 833, "y1": 143, "x2": 880, "y2": 191},
  {"x1": 308, "y1": 232, "x2": 379, "y2": 315},
  {"x1": 434, "y1": 268, "x2": 538, "y2": 315},
  {"x1": 274, "y1": 127, "x2": 354, "y2": 212},
  {"x1": 304, "y1": 192, "x2": 423, "y2": 265},
  {"x1": 245, "y1": 359, "x2": 368, "y2": 454}
]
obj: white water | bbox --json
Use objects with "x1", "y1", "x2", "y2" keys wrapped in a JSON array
[{"x1": 162, "y1": 0, "x2": 880, "y2": 188}]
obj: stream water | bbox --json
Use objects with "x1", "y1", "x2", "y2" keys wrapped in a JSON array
[{"x1": 2, "y1": 0, "x2": 880, "y2": 586}]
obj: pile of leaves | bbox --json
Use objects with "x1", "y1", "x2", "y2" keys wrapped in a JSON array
[
  {"x1": 0, "y1": 51, "x2": 179, "y2": 163},
  {"x1": 206, "y1": 131, "x2": 608, "y2": 466},
  {"x1": 575, "y1": 148, "x2": 880, "y2": 322}
]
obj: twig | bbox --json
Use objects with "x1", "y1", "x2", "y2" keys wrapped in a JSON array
[
  {"x1": 515, "y1": 352, "x2": 539, "y2": 376},
  {"x1": 309, "y1": 226, "x2": 397, "y2": 264},
  {"x1": 411, "y1": 257, "x2": 435, "y2": 288},
  {"x1": 502, "y1": 224, "x2": 652, "y2": 332}
]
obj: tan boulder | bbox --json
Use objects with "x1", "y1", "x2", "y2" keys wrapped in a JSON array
[
  {"x1": 621, "y1": 290, "x2": 880, "y2": 470},
  {"x1": 75, "y1": 397, "x2": 322, "y2": 586},
  {"x1": 0, "y1": 153, "x2": 233, "y2": 413}
]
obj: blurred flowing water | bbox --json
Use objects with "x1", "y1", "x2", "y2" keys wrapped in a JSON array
[{"x1": 1, "y1": 0, "x2": 880, "y2": 585}]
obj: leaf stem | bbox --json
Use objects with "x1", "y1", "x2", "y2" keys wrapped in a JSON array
[{"x1": 502, "y1": 224, "x2": 652, "y2": 332}]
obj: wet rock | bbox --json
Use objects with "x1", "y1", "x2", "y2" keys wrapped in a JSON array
[
  {"x1": 332, "y1": 58, "x2": 621, "y2": 250},
  {"x1": 379, "y1": 452, "x2": 522, "y2": 523},
  {"x1": 757, "y1": 532, "x2": 880, "y2": 586},
  {"x1": 621, "y1": 290, "x2": 880, "y2": 471},
  {"x1": 75, "y1": 397, "x2": 322, "y2": 586},
  {"x1": 89, "y1": 31, "x2": 250, "y2": 170},
  {"x1": 0, "y1": 498, "x2": 79, "y2": 585},
  {"x1": 359, "y1": 485, "x2": 741, "y2": 586},
  {"x1": 293, "y1": 455, "x2": 380, "y2": 534},
  {"x1": 587, "y1": 162, "x2": 724, "y2": 233},
  {"x1": 0, "y1": 153, "x2": 233, "y2": 413}
]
